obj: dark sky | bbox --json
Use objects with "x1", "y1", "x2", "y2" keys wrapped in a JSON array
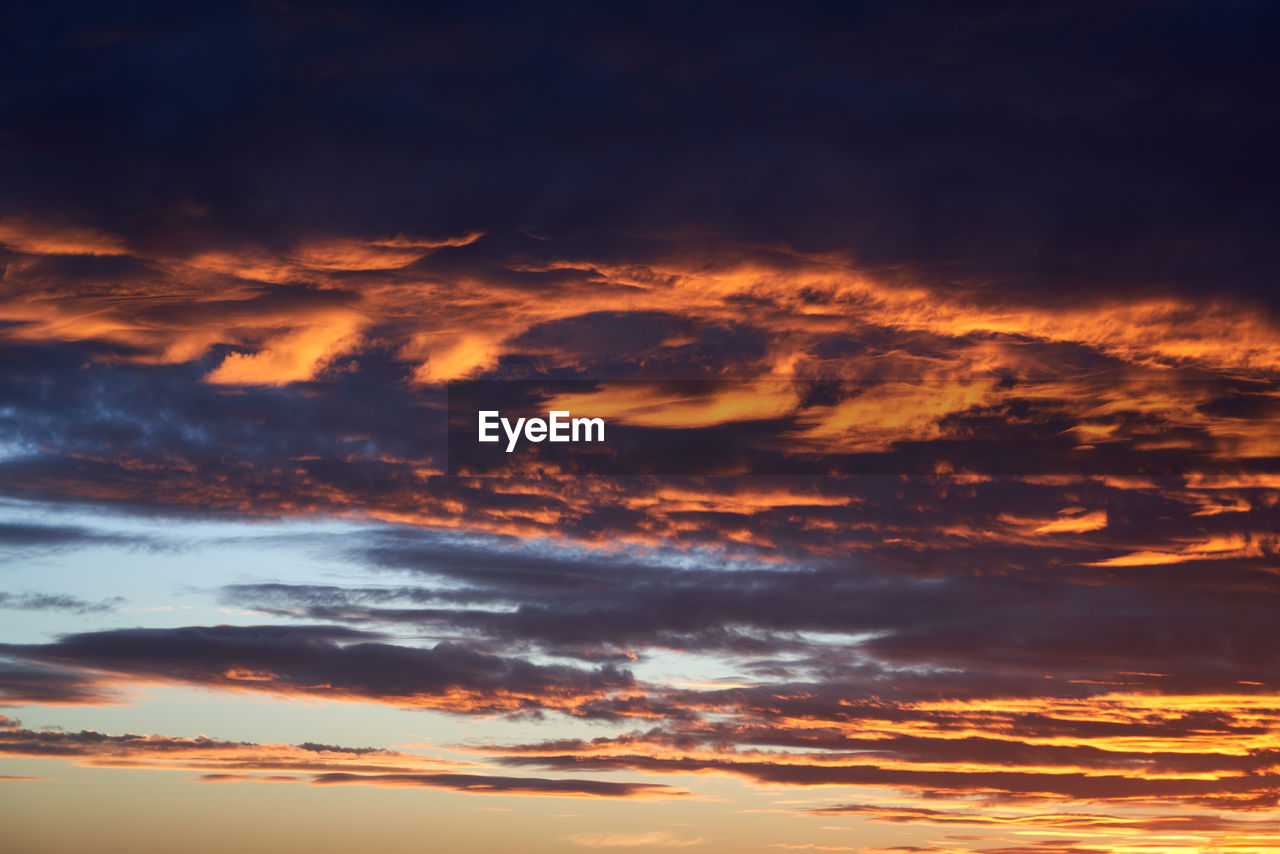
[{"x1": 5, "y1": 0, "x2": 1279, "y2": 301}]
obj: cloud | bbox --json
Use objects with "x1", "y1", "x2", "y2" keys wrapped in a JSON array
[
  {"x1": 4, "y1": 4, "x2": 1280, "y2": 851},
  {"x1": 198, "y1": 774, "x2": 300, "y2": 783},
  {"x1": 0, "y1": 522, "x2": 136, "y2": 551},
  {"x1": 290, "y1": 232, "x2": 484, "y2": 272},
  {"x1": 806, "y1": 802, "x2": 1280, "y2": 836},
  {"x1": 0, "y1": 718, "x2": 686, "y2": 798},
  {"x1": 215, "y1": 516, "x2": 1280, "y2": 699},
  {"x1": 203, "y1": 310, "x2": 365, "y2": 386},
  {"x1": 0, "y1": 661, "x2": 124, "y2": 706},
  {"x1": 0, "y1": 593, "x2": 123, "y2": 614},
  {"x1": 310, "y1": 773, "x2": 688, "y2": 799},
  {"x1": 0, "y1": 217, "x2": 129, "y2": 257},
  {"x1": 1, "y1": 624, "x2": 635, "y2": 714},
  {"x1": 0, "y1": 721, "x2": 432, "y2": 773},
  {"x1": 565, "y1": 831, "x2": 703, "y2": 847}
]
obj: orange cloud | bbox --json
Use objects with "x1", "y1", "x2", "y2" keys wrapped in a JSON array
[
  {"x1": 565, "y1": 831, "x2": 704, "y2": 847},
  {"x1": 204, "y1": 310, "x2": 364, "y2": 385},
  {"x1": 544, "y1": 381, "x2": 800, "y2": 429},
  {"x1": 0, "y1": 216, "x2": 130, "y2": 256},
  {"x1": 6, "y1": 231, "x2": 1280, "y2": 392},
  {"x1": 1086, "y1": 533, "x2": 1277, "y2": 567}
]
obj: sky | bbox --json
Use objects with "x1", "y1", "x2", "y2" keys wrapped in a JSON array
[{"x1": 2, "y1": 2, "x2": 1280, "y2": 852}]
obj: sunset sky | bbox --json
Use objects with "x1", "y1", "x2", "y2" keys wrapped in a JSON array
[{"x1": 3, "y1": 3, "x2": 1280, "y2": 853}]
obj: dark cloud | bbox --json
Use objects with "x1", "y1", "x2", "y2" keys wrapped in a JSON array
[
  {"x1": 0, "y1": 341, "x2": 446, "y2": 513},
  {"x1": 0, "y1": 660, "x2": 120, "y2": 706},
  {"x1": 3, "y1": 2, "x2": 1278, "y2": 302},
  {"x1": 307, "y1": 772, "x2": 687, "y2": 798},
  {"x1": 1, "y1": 624, "x2": 634, "y2": 714},
  {"x1": 217, "y1": 511, "x2": 1280, "y2": 698},
  {"x1": 0, "y1": 520, "x2": 135, "y2": 550},
  {"x1": 0, "y1": 592, "x2": 123, "y2": 613}
]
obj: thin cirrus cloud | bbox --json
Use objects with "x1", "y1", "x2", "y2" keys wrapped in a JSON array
[
  {"x1": 0, "y1": 714, "x2": 686, "y2": 799},
  {"x1": 564, "y1": 831, "x2": 705, "y2": 848}
]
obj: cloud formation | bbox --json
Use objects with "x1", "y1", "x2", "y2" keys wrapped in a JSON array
[
  {"x1": 4, "y1": 3, "x2": 1280, "y2": 852},
  {"x1": 0, "y1": 716, "x2": 687, "y2": 799}
]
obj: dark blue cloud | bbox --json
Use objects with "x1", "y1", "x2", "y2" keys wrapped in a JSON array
[{"x1": 2, "y1": 1, "x2": 1278, "y2": 300}]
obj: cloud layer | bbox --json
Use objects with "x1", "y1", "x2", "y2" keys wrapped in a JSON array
[{"x1": 4, "y1": 3, "x2": 1280, "y2": 853}]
